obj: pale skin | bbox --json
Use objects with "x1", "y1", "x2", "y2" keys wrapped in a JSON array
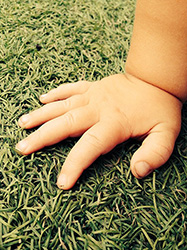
[{"x1": 16, "y1": 0, "x2": 187, "y2": 190}]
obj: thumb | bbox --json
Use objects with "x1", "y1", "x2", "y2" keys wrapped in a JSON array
[{"x1": 130, "y1": 129, "x2": 179, "y2": 178}]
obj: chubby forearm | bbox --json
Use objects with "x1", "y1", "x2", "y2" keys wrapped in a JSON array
[{"x1": 125, "y1": 0, "x2": 187, "y2": 102}]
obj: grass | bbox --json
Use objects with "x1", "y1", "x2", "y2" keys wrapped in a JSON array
[{"x1": 0, "y1": 0, "x2": 187, "y2": 249}]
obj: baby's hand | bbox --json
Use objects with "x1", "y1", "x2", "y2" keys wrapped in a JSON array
[{"x1": 16, "y1": 74, "x2": 182, "y2": 189}]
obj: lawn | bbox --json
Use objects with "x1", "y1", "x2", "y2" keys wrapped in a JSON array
[{"x1": 0, "y1": 0, "x2": 187, "y2": 249}]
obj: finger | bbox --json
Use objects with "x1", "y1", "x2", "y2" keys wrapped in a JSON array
[
  {"x1": 130, "y1": 128, "x2": 179, "y2": 178},
  {"x1": 15, "y1": 106, "x2": 96, "y2": 155},
  {"x1": 40, "y1": 81, "x2": 91, "y2": 104},
  {"x1": 18, "y1": 94, "x2": 88, "y2": 129},
  {"x1": 56, "y1": 119, "x2": 129, "y2": 190}
]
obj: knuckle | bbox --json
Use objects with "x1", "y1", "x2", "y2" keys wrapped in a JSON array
[
  {"x1": 84, "y1": 132, "x2": 104, "y2": 151},
  {"x1": 63, "y1": 98, "x2": 72, "y2": 109},
  {"x1": 63, "y1": 94, "x2": 87, "y2": 109},
  {"x1": 153, "y1": 143, "x2": 172, "y2": 164},
  {"x1": 64, "y1": 112, "x2": 75, "y2": 127}
]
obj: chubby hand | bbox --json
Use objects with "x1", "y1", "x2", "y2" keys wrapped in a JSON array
[{"x1": 16, "y1": 74, "x2": 182, "y2": 189}]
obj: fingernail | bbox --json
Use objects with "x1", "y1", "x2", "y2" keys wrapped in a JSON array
[
  {"x1": 57, "y1": 174, "x2": 67, "y2": 189},
  {"x1": 40, "y1": 94, "x2": 47, "y2": 99},
  {"x1": 19, "y1": 114, "x2": 30, "y2": 126},
  {"x1": 14, "y1": 147, "x2": 23, "y2": 155},
  {"x1": 134, "y1": 161, "x2": 152, "y2": 178},
  {"x1": 15, "y1": 140, "x2": 28, "y2": 154}
]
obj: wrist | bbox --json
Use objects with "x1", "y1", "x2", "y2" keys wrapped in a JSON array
[
  {"x1": 125, "y1": 63, "x2": 187, "y2": 104},
  {"x1": 124, "y1": 70, "x2": 184, "y2": 110}
]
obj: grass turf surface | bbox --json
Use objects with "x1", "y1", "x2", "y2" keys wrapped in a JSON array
[{"x1": 0, "y1": 0, "x2": 187, "y2": 249}]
